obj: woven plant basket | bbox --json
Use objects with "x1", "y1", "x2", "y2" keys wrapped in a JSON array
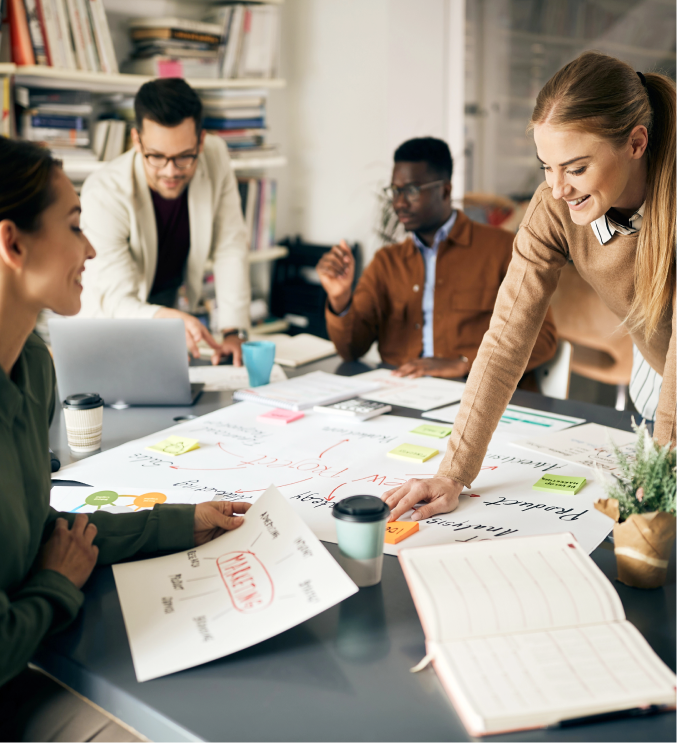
[{"x1": 595, "y1": 498, "x2": 675, "y2": 588}]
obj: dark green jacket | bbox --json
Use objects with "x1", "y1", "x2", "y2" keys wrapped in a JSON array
[{"x1": 0, "y1": 333, "x2": 196, "y2": 687}]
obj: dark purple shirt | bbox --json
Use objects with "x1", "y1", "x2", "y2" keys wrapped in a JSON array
[{"x1": 148, "y1": 187, "x2": 190, "y2": 305}]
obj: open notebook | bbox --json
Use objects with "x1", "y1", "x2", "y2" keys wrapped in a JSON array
[{"x1": 399, "y1": 534, "x2": 676, "y2": 736}]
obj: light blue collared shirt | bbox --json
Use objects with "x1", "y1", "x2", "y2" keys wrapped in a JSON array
[{"x1": 411, "y1": 210, "x2": 457, "y2": 358}]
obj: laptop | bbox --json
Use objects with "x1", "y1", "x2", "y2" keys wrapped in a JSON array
[{"x1": 49, "y1": 319, "x2": 203, "y2": 407}]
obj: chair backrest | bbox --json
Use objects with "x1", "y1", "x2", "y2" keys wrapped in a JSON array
[{"x1": 534, "y1": 339, "x2": 573, "y2": 400}]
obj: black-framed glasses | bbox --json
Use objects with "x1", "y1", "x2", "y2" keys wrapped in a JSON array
[
  {"x1": 139, "y1": 138, "x2": 199, "y2": 170},
  {"x1": 383, "y1": 180, "x2": 445, "y2": 202}
]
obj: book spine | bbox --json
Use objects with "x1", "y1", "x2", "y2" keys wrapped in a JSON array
[
  {"x1": 7, "y1": 0, "x2": 36, "y2": 64},
  {"x1": 53, "y1": 0, "x2": 77, "y2": 69},
  {"x1": 87, "y1": 0, "x2": 117, "y2": 73},
  {"x1": 269, "y1": 179, "x2": 277, "y2": 249},
  {"x1": 2, "y1": 76, "x2": 12, "y2": 137},
  {"x1": 23, "y1": 0, "x2": 48, "y2": 64},
  {"x1": 75, "y1": 0, "x2": 98, "y2": 70},
  {"x1": 34, "y1": 0, "x2": 52, "y2": 65},
  {"x1": 40, "y1": 0, "x2": 64, "y2": 68},
  {"x1": 31, "y1": 113, "x2": 86, "y2": 127},
  {"x1": 64, "y1": 0, "x2": 88, "y2": 70}
]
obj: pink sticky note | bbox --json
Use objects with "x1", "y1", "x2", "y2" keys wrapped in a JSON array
[
  {"x1": 257, "y1": 409, "x2": 304, "y2": 425},
  {"x1": 158, "y1": 59, "x2": 184, "y2": 78}
]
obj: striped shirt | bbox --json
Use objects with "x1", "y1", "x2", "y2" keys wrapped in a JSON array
[{"x1": 590, "y1": 202, "x2": 662, "y2": 421}]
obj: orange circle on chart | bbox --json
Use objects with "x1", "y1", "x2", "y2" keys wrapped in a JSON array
[{"x1": 132, "y1": 492, "x2": 167, "y2": 509}]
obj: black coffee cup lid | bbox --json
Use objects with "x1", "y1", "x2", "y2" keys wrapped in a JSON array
[
  {"x1": 62, "y1": 393, "x2": 104, "y2": 410},
  {"x1": 333, "y1": 495, "x2": 390, "y2": 523}
]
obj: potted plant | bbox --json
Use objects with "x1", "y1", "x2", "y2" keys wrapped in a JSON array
[{"x1": 595, "y1": 421, "x2": 676, "y2": 589}]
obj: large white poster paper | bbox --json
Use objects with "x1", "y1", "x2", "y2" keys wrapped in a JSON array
[
  {"x1": 112, "y1": 485, "x2": 358, "y2": 682},
  {"x1": 512, "y1": 422, "x2": 637, "y2": 472},
  {"x1": 59, "y1": 403, "x2": 615, "y2": 554}
]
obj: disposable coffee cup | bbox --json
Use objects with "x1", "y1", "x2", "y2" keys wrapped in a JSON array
[
  {"x1": 332, "y1": 495, "x2": 390, "y2": 587},
  {"x1": 242, "y1": 341, "x2": 276, "y2": 387},
  {"x1": 62, "y1": 393, "x2": 104, "y2": 454}
]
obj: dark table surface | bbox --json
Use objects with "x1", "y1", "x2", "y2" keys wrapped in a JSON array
[{"x1": 45, "y1": 357, "x2": 676, "y2": 742}]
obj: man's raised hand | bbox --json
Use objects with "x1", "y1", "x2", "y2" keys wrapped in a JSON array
[{"x1": 316, "y1": 240, "x2": 355, "y2": 314}]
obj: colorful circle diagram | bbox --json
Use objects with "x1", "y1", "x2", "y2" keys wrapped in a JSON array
[{"x1": 73, "y1": 491, "x2": 168, "y2": 512}]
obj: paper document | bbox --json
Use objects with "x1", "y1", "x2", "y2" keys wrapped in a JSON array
[
  {"x1": 189, "y1": 363, "x2": 286, "y2": 391},
  {"x1": 354, "y1": 369, "x2": 466, "y2": 411},
  {"x1": 233, "y1": 370, "x2": 382, "y2": 410},
  {"x1": 57, "y1": 403, "x2": 615, "y2": 554},
  {"x1": 251, "y1": 333, "x2": 336, "y2": 367},
  {"x1": 50, "y1": 485, "x2": 201, "y2": 513},
  {"x1": 423, "y1": 403, "x2": 585, "y2": 437},
  {"x1": 112, "y1": 485, "x2": 358, "y2": 681},
  {"x1": 512, "y1": 422, "x2": 636, "y2": 472}
]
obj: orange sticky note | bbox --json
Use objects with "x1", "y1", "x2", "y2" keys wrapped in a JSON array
[{"x1": 384, "y1": 521, "x2": 419, "y2": 544}]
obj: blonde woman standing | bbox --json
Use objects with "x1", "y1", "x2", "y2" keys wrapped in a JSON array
[{"x1": 385, "y1": 51, "x2": 676, "y2": 521}]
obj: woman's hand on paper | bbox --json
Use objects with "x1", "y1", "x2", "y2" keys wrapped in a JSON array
[
  {"x1": 39, "y1": 514, "x2": 99, "y2": 589},
  {"x1": 393, "y1": 356, "x2": 470, "y2": 379},
  {"x1": 316, "y1": 239, "x2": 355, "y2": 314},
  {"x1": 193, "y1": 501, "x2": 252, "y2": 545},
  {"x1": 382, "y1": 477, "x2": 465, "y2": 522}
]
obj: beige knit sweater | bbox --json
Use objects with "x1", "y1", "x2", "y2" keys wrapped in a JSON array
[{"x1": 438, "y1": 181, "x2": 676, "y2": 487}]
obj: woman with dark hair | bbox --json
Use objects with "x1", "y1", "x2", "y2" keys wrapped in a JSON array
[
  {"x1": 0, "y1": 138, "x2": 250, "y2": 739},
  {"x1": 385, "y1": 51, "x2": 676, "y2": 521}
]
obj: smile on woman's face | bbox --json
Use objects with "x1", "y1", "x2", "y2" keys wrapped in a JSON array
[
  {"x1": 533, "y1": 123, "x2": 648, "y2": 226},
  {"x1": 22, "y1": 168, "x2": 96, "y2": 316}
]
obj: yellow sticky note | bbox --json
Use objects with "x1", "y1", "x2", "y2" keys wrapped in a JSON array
[
  {"x1": 384, "y1": 521, "x2": 419, "y2": 544},
  {"x1": 387, "y1": 443, "x2": 439, "y2": 463},
  {"x1": 146, "y1": 435, "x2": 200, "y2": 456}
]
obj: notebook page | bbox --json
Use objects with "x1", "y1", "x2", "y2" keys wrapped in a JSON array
[
  {"x1": 434, "y1": 620, "x2": 676, "y2": 733},
  {"x1": 400, "y1": 534, "x2": 624, "y2": 642}
]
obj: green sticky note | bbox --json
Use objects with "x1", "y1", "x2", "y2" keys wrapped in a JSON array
[
  {"x1": 410, "y1": 424, "x2": 452, "y2": 438},
  {"x1": 532, "y1": 474, "x2": 587, "y2": 494},
  {"x1": 146, "y1": 435, "x2": 200, "y2": 456},
  {"x1": 388, "y1": 443, "x2": 439, "y2": 463}
]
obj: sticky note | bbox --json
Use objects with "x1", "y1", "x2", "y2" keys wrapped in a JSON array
[
  {"x1": 146, "y1": 435, "x2": 199, "y2": 456},
  {"x1": 410, "y1": 424, "x2": 452, "y2": 438},
  {"x1": 532, "y1": 474, "x2": 587, "y2": 494},
  {"x1": 387, "y1": 443, "x2": 439, "y2": 463},
  {"x1": 257, "y1": 409, "x2": 305, "y2": 425},
  {"x1": 384, "y1": 521, "x2": 419, "y2": 544}
]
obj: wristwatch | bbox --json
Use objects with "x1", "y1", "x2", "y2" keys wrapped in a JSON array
[{"x1": 223, "y1": 328, "x2": 249, "y2": 342}]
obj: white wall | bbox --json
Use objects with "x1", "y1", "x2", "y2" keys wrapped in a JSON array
[{"x1": 269, "y1": 0, "x2": 465, "y2": 263}]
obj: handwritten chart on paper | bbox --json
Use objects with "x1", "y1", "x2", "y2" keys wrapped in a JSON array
[
  {"x1": 112, "y1": 486, "x2": 357, "y2": 681},
  {"x1": 58, "y1": 403, "x2": 614, "y2": 554},
  {"x1": 512, "y1": 423, "x2": 637, "y2": 472}
]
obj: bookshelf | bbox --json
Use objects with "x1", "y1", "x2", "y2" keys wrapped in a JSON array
[
  {"x1": 247, "y1": 246, "x2": 288, "y2": 264},
  {"x1": 464, "y1": 0, "x2": 676, "y2": 199}
]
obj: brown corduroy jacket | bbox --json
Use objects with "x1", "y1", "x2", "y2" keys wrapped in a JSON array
[{"x1": 326, "y1": 210, "x2": 558, "y2": 371}]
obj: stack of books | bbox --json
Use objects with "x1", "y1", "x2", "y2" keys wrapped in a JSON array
[
  {"x1": 238, "y1": 177, "x2": 277, "y2": 252},
  {"x1": 7, "y1": 0, "x2": 118, "y2": 72},
  {"x1": 122, "y1": 17, "x2": 223, "y2": 79},
  {"x1": 19, "y1": 86, "x2": 92, "y2": 147},
  {"x1": 207, "y1": 3, "x2": 281, "y2": 79}
]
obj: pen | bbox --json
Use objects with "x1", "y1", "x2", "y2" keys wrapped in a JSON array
[{"x1": 552, "y1": 705, "x2": 666, "y2": 728}]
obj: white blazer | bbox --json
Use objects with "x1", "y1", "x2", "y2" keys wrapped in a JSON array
[{"x1": 79, "y1": 134, "x2": 251, "y2": 330}]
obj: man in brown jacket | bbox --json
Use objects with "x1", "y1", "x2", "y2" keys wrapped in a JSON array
[{"x1": 317, "y1": 138, "x2": 557, "y2": 379}]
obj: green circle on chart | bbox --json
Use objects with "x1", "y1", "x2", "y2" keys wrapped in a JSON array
[{"x1": 85, "y1": 490, "x2": 119, "y2": 507}]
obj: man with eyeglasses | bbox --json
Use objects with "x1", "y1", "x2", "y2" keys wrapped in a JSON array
[
  {"x1": 79, "y1": 78, "x2": 250, "y2": 364},
  {"x1": 317, "y1": 137, "x2": 556, "y2": 380}
]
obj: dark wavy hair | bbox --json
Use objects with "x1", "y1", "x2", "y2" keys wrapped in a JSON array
[
  {"x1": 135, "y1": 78, "x2": 203, "y2": 134},
  {"x1": 0, "y1": 138, "x2": 61, "y2": 232}
]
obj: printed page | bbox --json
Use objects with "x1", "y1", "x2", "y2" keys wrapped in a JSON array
[
  {"x1": 112, "y1": 485, "x2": 358, "y2": 682},
  {"x1": 189, "y1": 363, "x2": 286, "y2": 391},
  {"x1": 435, "y1": 620, "x2": 677, "y2": 733},
  {"x1": 354, "y1": 368, "x2": 466, "y2": 411},
  {"x1": 423, "y1": 403, "x2": 585, "y2": 439},
  {"x1": 50, "y1": 485, "x2": 201, "y2": 514},
  {"x1": 400, "y1": 534, "x2": 625, "y2": 642},
  {"x1": 512, "y1": 422, "x2": 636, "y2": 472}
]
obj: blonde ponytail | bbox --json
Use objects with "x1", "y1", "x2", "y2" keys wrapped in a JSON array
[{"x1": 529, "y1": 51, "x2": 675, "y2": 339}]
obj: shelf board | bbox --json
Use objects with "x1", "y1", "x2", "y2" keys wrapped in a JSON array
[
  {"x1": 8, "y1": 65, "x2": 285, "y2": 93},
  {"x1": 231, "y1": 155, "x2": 287, "y2": 170},
  {"x1": 247, "y1": 246, "x2": 289, "y2": 263}
]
